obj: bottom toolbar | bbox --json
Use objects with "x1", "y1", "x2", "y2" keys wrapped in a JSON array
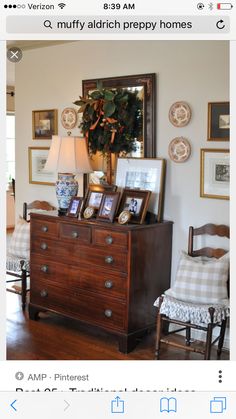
[{"x1": 0, "y1": 392, "x2": 234, "y2": 418}]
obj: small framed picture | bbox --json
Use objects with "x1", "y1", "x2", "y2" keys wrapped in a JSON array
[
  {"x1": 96, "y1": 192, "x2": 120, "y2": 222},
  {"x1": 28, "y1": 147, "x2": 56, "y2": 185},
  {"x1": 67, "y1": 197, "x2": 83, "y2": 217},
  {"x1": 208, "y1": 102, "x2": 230, "y2": 141},
  {"x1": 118, "y1": 189, "x2": 151, "y2": 224},
  {"x1": 200, "y1": 148, "x2": 229, "y2": 200},
  {"x1": 84, "y1": 184, "x2": 117, "y2": 211},
  {"x1": 32, "y1": 109, "x2": 58, "y2": 139}
]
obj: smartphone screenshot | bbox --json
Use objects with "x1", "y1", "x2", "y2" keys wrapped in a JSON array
[{"x1": 0, "y1": 0, "x2": 235, "y2": 417}]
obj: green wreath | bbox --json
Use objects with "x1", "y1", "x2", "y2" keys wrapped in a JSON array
[{"x1": 74, "y1": 88, "x2": 143, "y2": 155}]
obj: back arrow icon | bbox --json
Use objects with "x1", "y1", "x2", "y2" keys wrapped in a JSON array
[
  {"x1": 64, "y1": 400, "x2": 70, "y2": 411},
  {"x1": 10, "y1": 400, "x2": 17, "y2": 411}
]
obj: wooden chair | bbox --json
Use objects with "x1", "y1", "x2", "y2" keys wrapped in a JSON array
[
  {"x1": 6, "y1": 200, "x2": 55, "y2": 310},
  {"x1": 11, "y1": 178, "x2": 15, "y2": 201},
  {"x1": 155, "y1": 224, "x2": 230, "y2": 360}
]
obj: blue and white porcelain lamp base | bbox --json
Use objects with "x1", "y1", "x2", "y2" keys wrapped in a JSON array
[{"x1": 56, "y1": 173, "x2": 78, "y2": 215}]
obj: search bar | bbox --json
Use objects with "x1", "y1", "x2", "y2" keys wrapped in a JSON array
[{"x1": 7, "y1": 15, "x2": 230, "y2": 33}]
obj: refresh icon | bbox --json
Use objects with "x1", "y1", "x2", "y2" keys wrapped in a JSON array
[{"x1": 216, "y1": 19, "x2": 225, "y2": 29}]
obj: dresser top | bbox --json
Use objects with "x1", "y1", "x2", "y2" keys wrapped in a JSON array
[{"x1": 30, "y1": 210, "x2": 173, "y2": 231}]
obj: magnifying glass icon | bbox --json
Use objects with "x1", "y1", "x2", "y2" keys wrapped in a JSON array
[{"x1": 44, "y1": 20, "x2": 52, "y2": 29}]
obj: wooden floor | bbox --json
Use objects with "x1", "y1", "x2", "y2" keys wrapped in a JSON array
[{"x1": 6, "y1": 293, "x2": 229, "y2": 361}]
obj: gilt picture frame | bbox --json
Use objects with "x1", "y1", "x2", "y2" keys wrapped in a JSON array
[
  {"x1": 32, "y1": 109, "x2": 58, "y2": 139},
  {"x1": 200, "y1": 148, "x2": 229, "y2": 200},
  {"x1": 28, "y1": 147, "x2": 55, "y2": 185}
]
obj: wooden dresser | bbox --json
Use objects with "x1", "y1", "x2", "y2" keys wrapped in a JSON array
[{"x1": 29, "y1": 212, "x2": 173, "y2": 353}]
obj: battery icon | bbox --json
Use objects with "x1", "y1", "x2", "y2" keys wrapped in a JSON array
[{"x1": 217, "y1": 3, "x2": 233, "y2": 9}]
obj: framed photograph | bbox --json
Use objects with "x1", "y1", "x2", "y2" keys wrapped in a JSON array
[
  {"x1": 84, "y1": 184, "x2": 117, "y2": 211},
  {"x1": 208, "y1": 102, "x2": 230, "y2": 141},
  {"x1": 200, "y1": 149, "x2": 229, "y2": 200},
  {"x1": 118, "y1": 189, "x2": 151, "y2": 224},
  {"x1": 97, "y1": 192, "x2": 120, "y2": 222},
  {"x1": 28, "y1": 147, "x2": 56, "y2": 185},
  {"x1": 115, "y1": 158, "x2": 166, "y2": 222},
  {"x1": 32, "y1": 109, "x2": 58, "y2": 139},
  {"x1": 67, "y1": 197, "x2": 83, "y2": 217}
]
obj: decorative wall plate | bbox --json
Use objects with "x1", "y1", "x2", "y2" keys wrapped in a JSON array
[
  {"x1": 169, "y1": 102, "x2": 191, "y2": 127},
  {"x1": 168, "y1": 137, "x2": 191, "y2": 163},
  {"x1": 61, "y1": 107, "x2": 77, "y2": 130}
]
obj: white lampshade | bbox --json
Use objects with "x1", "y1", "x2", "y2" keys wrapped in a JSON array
[{"x1": 44, "y1": 135, "x2": 92, "y2": 174}]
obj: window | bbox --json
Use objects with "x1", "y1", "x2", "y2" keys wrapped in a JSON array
[{"x1": 6, "y1": 113, "x2": 15, "y2": 187}]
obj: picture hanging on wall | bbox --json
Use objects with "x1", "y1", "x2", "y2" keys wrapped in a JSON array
[
  {"x1": 200, "y1": 148, "x2": 229, "y2": 200},
  {"x1": 208, "y1": 102, "x2": 230, "y2": 141},
  {"x1": 32, "y1": 109, "x2": 58, "y2": 139},
  {"x1": 28, "y1": 147, "x2": 55, "y2": 185}
]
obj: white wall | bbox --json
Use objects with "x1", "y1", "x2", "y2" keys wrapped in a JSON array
[{"x1": 15, "y1": 40, "x2": 229, "y2": 283}]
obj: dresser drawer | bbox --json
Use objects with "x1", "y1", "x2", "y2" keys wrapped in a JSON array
[
  {"x1": 69, "y1": 291, "x2": 127, "y2": 332},
  {"x1": 30, "y1": 255, "x2": 69, "y2": 284},
  {"x1": 71, "y1": 268, "x2": 127, "y2": 300},
  {"x1": 31, "y1": 280, "x2": 126, "y2": 331},
  {"x1": 60, "y1": 223, "x2": 91, "y2": 244},
  {"x1": 56, "y1": 244, "x2": 128, "y2": 272},
  {"x1": 31, "y1": 237, "x2": 58, "y2": 258},
  {"x1": 93, "y1": 228, "x2": 128, "y2": 249},
  {"x1": 30, "y1": 280, "x2": 70, "y2": 312},
  {"x1": 31, "y1": 218, "x2": 58, "y2": 239},
  {"x1": 31, "y1": 256, "x2": 127, "y2": 299}
]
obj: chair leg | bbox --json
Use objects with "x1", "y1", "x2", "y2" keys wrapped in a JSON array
[
  {"x1": 217, "y1": 319, "x2": 227, "y2": 357},
  {"x1": 155, "y1": 296, "x2": 164, "y2": 359},
  {"x1": 21, "y1": 269, "x2": 27, "y2": 310},
  {"x1": 186, "y1": 324, "x2": 191, "y2": 346},
  {"x1": 205, "y1": 307, "x2": 215, "y2": 360}
]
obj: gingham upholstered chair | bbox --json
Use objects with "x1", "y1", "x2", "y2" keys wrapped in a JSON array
[
  {"x1": 154, "y1": 224, "x2": 229, "y2": 360},
  {"x1": 6, "y1": 201, "x2": 55, "y2": 310}
]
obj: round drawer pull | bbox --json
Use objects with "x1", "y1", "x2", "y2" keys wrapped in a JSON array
[
  {"x1": 105, "y1": 256, "x2": 114, "y2": 264},
  {"x1": 40, "y1": 289, "x2": 48, "y2": 298},
  {"x1": 105, "y1": 235, "x2": 113, "y2": 245},
  {"x1": 41, "y1": 225, "x2": 48, "y2": 233},
  {"x1": 71, "y1": 231, "x2": 79, "y2": 238},
  {"x1": 104, "y1": 309, "x2": 112, "y2": 318},
  {"x1": 40, "y1": 265, "x2": 49, "y2": 273},
  {"x1": 104, "y1": 280, "x2": 113, "y2": 289},
  {"x1": 40, "y1": 242, "x2": 48, "y2": 250}
]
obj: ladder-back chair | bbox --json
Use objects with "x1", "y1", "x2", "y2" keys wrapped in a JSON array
[
  {"x1": 155, "y1": 224, "x2": 229, "y2": 360},
  {"x1": 6, "y1": 200, "x2": 55, "y2": 309}
]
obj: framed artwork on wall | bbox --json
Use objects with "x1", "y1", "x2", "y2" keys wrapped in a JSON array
[
  {"x1": 32, "y1": 109, "x2": 58, "y2": 139},
  {"x1": 28, "y1": 147, "x2": 55, "y2": 185},
  {"x1": 200, "y1": 148, "x2": 229, "y2": 200},
  {"x1": 115, "y1": 157, "x2": 166, "y2": 222},
  {"x1": 208, "y1": 102, "x2": 230, "y2": 141}
]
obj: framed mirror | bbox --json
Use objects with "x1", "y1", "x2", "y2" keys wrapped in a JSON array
[{"x1": 82, "y1": 73, "x2": 156, "y2": 159}]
